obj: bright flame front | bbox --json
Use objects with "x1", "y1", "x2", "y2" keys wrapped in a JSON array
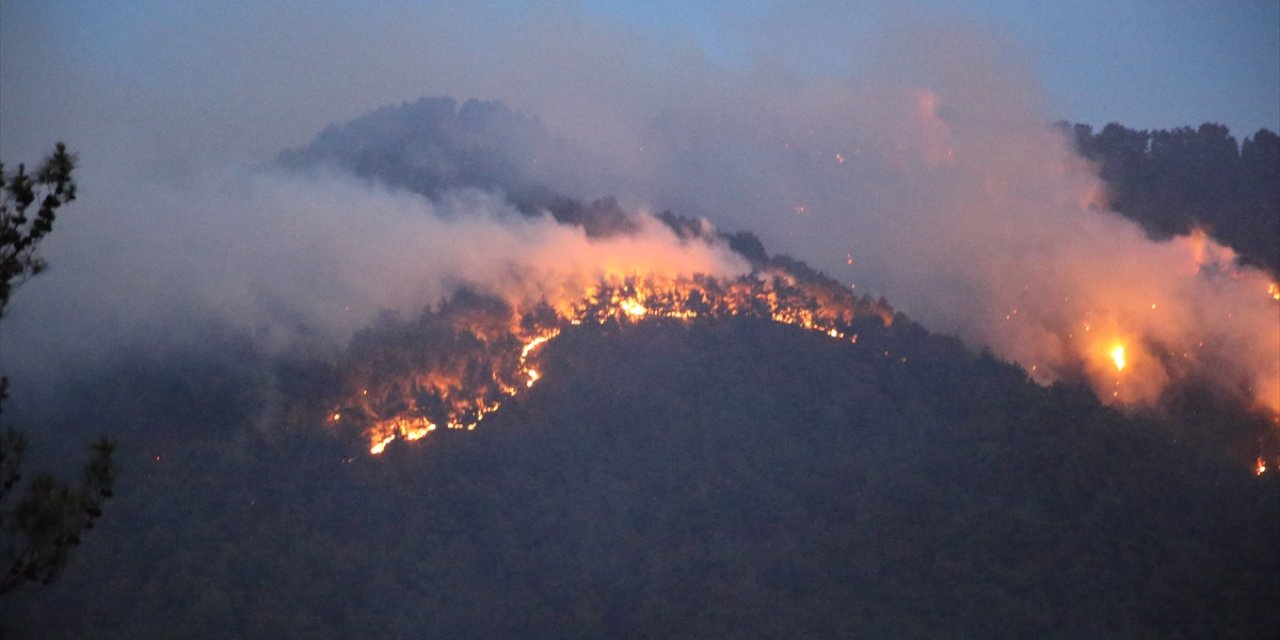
[{"x1": 332, "y1": 272, "x2": 894, "y2": 454}]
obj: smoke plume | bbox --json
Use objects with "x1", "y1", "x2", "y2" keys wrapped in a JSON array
[{"x1": 1, "y1": 5, "x2": 1275, "y2": 416}]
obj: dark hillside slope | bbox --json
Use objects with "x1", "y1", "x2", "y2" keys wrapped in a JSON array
[
  {"x1": 4, "y1": 317, "x2": 1276, "y2": 639},
  {"x1": 3, "y1": 100, "x2": 1275, "y2": 638}
]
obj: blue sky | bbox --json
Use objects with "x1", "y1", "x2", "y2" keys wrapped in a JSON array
[{"x1": 576, "y1": 0, "x2": 1279, "y2": 135}]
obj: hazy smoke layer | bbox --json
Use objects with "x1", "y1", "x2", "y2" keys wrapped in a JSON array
[
  {"x1": 2, "y1": 6, "x2": 1275, "y2": 413},
  {"x1": 0, "y1": 168, "x2": 745, "y2": 378},
  {"x1": 499, "y1": 27, "x2": 1280, "y2": 413},
  {"x1": 276, "y1": 28, "x2": 1279, "y2": 413}
]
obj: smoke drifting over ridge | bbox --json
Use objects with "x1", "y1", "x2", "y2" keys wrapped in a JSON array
[
  {"x1": 542, "y1": 27, "x2": 1278, "y2": 414},
  {"x1": 1, "y1": 6, "x2": 1276, "y2": 417},
  {"x1": 0, "y1": 169, "x2": 746, "y2": 371},
  {"x1": 274, "y1": 31, "x2": 1280, "y2": 414}
]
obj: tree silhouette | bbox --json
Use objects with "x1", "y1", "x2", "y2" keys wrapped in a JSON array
[{"x1": 0, "y1": 143, "x2": 116, "y2": 596}]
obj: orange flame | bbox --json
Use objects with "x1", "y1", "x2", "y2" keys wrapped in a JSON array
[{"x1": 1110, "y1": 344, "x2": 1126, "y2": 372}]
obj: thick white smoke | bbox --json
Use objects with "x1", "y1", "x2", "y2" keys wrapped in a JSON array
[
  {"x1": 500, "y1": 25, "x2": 1280, "y2": 413},
  {"x1": 0, "y1": 168, "x2": 746, "y2": 376},
  {"x1": 2, "y1": 5, "x2": 1275, "y2": 414}
]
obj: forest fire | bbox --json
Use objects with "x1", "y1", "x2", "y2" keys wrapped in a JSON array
[
  {"x1": 331, "y1": 271, "x2": 894, "y2": 454},
  {"x1": 330, "y1": 249, "x2": 1279, "y2": 458},
  {"x1": 992, "y1": 223, "x2": 1280, "y2": 418}
]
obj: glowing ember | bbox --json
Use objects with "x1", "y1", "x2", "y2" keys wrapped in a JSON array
[
  {"x1": 1110, "y1": 344, "x2": 1126, "y2": 372},
  {"x1": 1257, "y1": 457, "x2": 1268, "y2": 476}
]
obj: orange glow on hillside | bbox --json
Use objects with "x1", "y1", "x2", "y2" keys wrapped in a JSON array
[{"x1": 332, "y1": 272, "x2": 894, "y2": 454}]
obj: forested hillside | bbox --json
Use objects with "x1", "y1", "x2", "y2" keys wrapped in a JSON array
[
  {"x1": 3, "y1": 310, "x2": 1276, "y2": 638},
  {"x1": 1, "y1": 101, "x2": 1276, "y2": 638},
  {"x1": 1068, "y1": 122, "x2": 1279, "y2": 276}
]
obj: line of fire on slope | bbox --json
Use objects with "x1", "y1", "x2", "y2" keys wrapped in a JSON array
[
  {"x1": 320, "y1": 209, "x2": 1278, "y2": 475},
  {"x1": 329, "y1": 268, "x2": 896, "y2": 454}
]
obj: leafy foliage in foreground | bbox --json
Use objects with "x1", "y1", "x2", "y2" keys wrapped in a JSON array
[{"x1": 1, "y1": 145, "x2": 116, "y2": 598}]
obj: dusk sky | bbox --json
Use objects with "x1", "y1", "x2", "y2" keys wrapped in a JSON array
[
  {"x1": 2, "y1": 0, "x2": 1277, "y2": 168},
  {"x1": 581, "y1": 0, "x2": 1280, "y2": 136}
]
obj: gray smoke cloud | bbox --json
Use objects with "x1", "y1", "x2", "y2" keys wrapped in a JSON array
[
  {"x1": 1, "y1": 3, "x2": 1275, "y2": 412},
  {"x1": 492, "y1": 24, "x2": 1280, "y2": 411}
]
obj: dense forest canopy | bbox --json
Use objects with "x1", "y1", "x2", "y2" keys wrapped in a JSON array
[
  {"x1": 1067, "y1": 122, "x2": 1279, "y2": 276},
  {"x1": 2, "y1": 307, "x2": 1276, "y2": 638}
]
